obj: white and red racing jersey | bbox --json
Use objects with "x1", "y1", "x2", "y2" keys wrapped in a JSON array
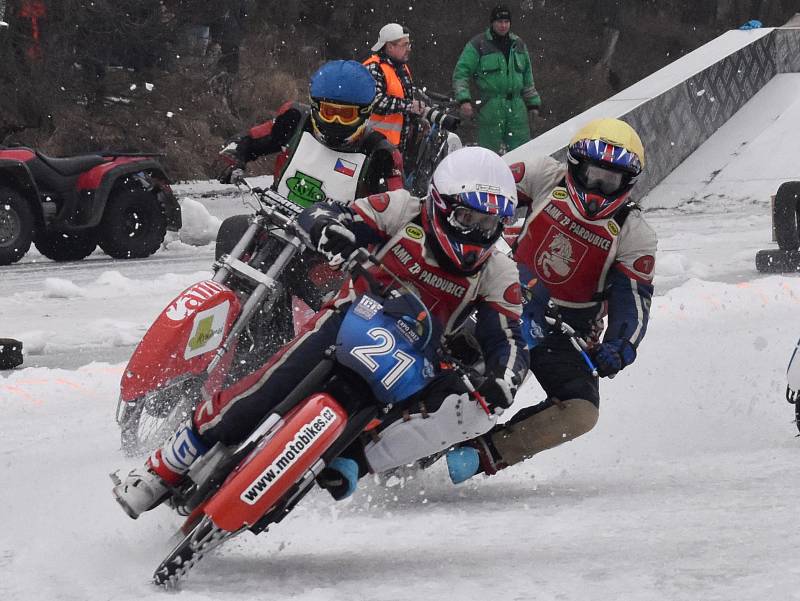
[
  {"x1": 509, "y1": 156, "x2": 657, "y2": 347},
  {"x1": 301, "y1": 189, "x2": 529, "y2": 384}
]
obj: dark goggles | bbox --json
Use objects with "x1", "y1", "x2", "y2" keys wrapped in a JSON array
[{"x1": 575, "y1": 162, "x2": 630, "y2": 196}]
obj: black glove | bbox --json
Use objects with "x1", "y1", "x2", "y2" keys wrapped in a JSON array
[
  {"x1": 477, "y1": 371, "x2": 519, "y2": 410},
  {"x1": 592, "y1": 339, "x2": 636, "y2": 378},
  {"x1": 313, "y1": 221, "x2": 357, "y2": 267},
  {"x1": 218, "y1": 160, "x2": 246, "y2": 185}
]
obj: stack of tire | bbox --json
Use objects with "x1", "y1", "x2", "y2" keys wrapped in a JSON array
[{"x1": 756, "y1": 182, "x2": 800, "y2": 273}]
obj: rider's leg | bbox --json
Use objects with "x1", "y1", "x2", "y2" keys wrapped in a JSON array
[
  {"x1": 193, "y1": 306, "x2": 344, "y2": 446},
  {"x1": 113, "y1": 420, "x2": 207, "y2": 519},
  {"x1": 448, "y1": 334, "x2": 600, "y2": 481}
]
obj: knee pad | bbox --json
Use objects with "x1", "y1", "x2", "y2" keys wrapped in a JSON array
[
  {"x1": 364, "y1": 393, "x2": 497, "y2": 474},
  {"x1": 490, "y1": 398, "x2": 599, "y2": 466}
]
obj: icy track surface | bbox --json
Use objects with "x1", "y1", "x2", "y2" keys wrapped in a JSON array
[{"x1": 3, "y1": 88, "x2": 800, "y2": 598}]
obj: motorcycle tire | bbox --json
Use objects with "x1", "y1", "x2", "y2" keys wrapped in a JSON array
[
  {"x1": 119, "y1": 377, "x2": 202, "y2": 455},
  {"x1": 99, "y1": 181, "x2": 167, "y2": 259},
  {"x1": 34, "y1": 230, "x2": 97, "y2": 262},
  {"x1": 774, "y1": 181, "x2": 800, "y2": 251},
  {"x1": 0, "y1": 187, "x2": 35, "y2": 265},
  {"x1": 153, "y1": 514, "x2": 234, "y2": 587},
  {"x1": 214, "y1": 214, "x2": 250, "y2": 261}
]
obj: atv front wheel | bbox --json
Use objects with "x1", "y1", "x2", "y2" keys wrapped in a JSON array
[
  {"x1": 0, "y1": 187, "x2": 35, "y2": 265},
  {"x1": 99, "y1": 182, "x2": 167, "y2": 259},
  {"x1": 34, "y1": 230, "x2": 97, "y2": 262}
]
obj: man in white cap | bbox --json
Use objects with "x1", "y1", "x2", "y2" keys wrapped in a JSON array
[{"x1": 363, "y1": 22, "x2": 426, "y2": 154}]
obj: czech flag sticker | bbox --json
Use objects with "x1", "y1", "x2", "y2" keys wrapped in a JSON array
[{"x1": 334, "y1": 158, "x2": 356, "y2": 177}]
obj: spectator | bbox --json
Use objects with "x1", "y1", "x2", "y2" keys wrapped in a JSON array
[
  {"x1": 453, "y1": 4, "x2": 542, "y2": 154},
  {"x1": 363, "y1": 22, "x2": 426, "y2": 154}
]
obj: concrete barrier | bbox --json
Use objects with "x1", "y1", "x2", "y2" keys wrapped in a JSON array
[{"x1": 504, "y1": 26, "x2": 800, "y2": 203}]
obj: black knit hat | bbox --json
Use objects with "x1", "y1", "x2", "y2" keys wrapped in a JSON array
[{"x1": 490, "y1": 4, "x2": 512, "y2": 22}]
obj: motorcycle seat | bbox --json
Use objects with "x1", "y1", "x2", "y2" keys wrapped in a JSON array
[{"x1": 35, "y1": 151, "x2": 109, "y2": 176}]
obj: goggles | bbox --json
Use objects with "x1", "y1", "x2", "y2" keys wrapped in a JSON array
[
  {"x1": 448, "y1": 206, "x2": 510, "y2": 239},
  {"x1": 315, "y1": 101, "x2": 364, "y2": 126},
  {"x1": 577, "y1": 162, "x2": 627, "y2": 196}
]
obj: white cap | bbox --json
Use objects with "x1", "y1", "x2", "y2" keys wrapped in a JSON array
[{"x1": 371, "y1": 23, "x2": 409, "y2": 52}]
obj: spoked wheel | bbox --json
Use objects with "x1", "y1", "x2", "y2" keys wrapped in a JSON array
[
  {"x1": 153, "y1": 514, "x2": 239, "y2": 588},
  {"x1": 119, "y1": 378, "x2": 202, "y2": 455}
]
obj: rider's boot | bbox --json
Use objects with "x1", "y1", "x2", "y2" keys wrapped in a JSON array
[
  {"x1": 316, "y1": 456, "x2": 360, "y2": 501},
  {"x1": 113, "y1": 421, "x2": 207, "y2": 519},
  {"x1": 446, "y1": 434, "x2": 506, "y2": 484}
]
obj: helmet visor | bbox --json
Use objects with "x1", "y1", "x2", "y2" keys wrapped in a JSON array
[
  {"x1": 577, "y1": 163, "x2": 626, "y2": 196},
  {"x1": 317, "y1": 101, "x2": 362, "y2": 125},
  {"x1": 448, "y1": 206, "x2": 506, "y2": 240}
]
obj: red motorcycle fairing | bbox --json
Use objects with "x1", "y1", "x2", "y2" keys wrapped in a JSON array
[
  {"x1": 204, "y1": 393, "x2": 348, "y2": 532},
  {"x1": 120, "y1": 280, "x2": 241, "y2": 403}
]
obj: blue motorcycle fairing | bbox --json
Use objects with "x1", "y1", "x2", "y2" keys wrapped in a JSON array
[{"x1": 336, "y1": 294, "x2": 436, "y2": 405}]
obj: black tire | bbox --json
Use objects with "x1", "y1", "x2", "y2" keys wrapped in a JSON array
[
  {"x1": 153, "y1": 514, "x2": 233, "y2": 587},
  {"x1": 0, "y1": 338, "x2": 23, "y2": 369},
  {"x1": 99, "y1": 182, "x2": 167, "y2": 259},
  {"x1": 774, "y1": 181, "x2": 800, "y2": 251},
  {"x1": 0, "y1": 186, "x2": 35, "y2": 265},
  {"x1": 755, "y1": 249, "x2": 800, "y2": 273},
  {"x1": 214, "y1": 214, "x2": 250, "y2": 261},
  {"x1": 34, "y1": 230, "x2": 97, "y2": 262},
  {"x1": 119, "y1": 378, "x2": 201, "y2": 455}
]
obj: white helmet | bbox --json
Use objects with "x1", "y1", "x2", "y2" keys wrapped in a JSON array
[{"x1": 424, "y1": 146, "x2": 517, "y2": 272}]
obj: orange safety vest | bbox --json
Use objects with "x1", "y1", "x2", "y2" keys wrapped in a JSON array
[{"x1": 362, "y1": 54, "x2": 411, "y2": 146}]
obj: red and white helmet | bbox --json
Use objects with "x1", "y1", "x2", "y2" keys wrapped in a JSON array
[{"x1": 423, "y1": 146, "x2": 517, "y2": 272}]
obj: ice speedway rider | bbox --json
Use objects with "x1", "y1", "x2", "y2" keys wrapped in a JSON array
[
  {"x1": 217, "y1": 59, "x2": 404, "y2": 310},
  {"x1": 446, "y1": 118, "x2": 658, "y2": 483},
  {"x1": 113, "y1": 146, "x2": 530, "y2": 517}
]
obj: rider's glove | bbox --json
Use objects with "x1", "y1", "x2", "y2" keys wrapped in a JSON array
[
  {"x1": 313, "y1": 221, "x2": 357, "y2": 267},
  {"x1": 217, "y1": 142, "x2": 245, "y2": 184},
  {"x1": 592, "y1": 339, "x2": 636, "y2": 378},
  {"x1": 478, "y1": 369, "x2": 520, "y2": 410}
]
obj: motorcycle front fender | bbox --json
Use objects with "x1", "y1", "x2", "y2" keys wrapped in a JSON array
[{"x1": 120, "y1": 280, "x2": 241, "y2": 403}]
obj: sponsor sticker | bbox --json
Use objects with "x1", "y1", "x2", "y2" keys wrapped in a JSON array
[
  {"x1": 367, "y1": 193, "x2": 391, "y2": 212},
  {"x1": 607, "y1": 221, "x2": 620, "y2": 236},
  {"x1": 510, "y1": 162, "x2": 526, "y2": 183},
  {"x1": 633, "y1": 255, "x2": 655, "y2": 275},
  {"x1": 184, "y1": 300, "x2": 229, "y2": 360},
  {"x1": 353, "y1": 295, "x2": 383, "y2": 320},
  {"x1": 503, "y1": 282, "x2": 523, "y2": 305},
  {"x1": 405, "y1": 224, "x2": 424, "y2": 240},
  {"x1": 240, "y1": 406, "x2": 338, "y2": 505},
  {"x1": 166, "y1": 281, "x2": 227, "y2": 321},
  {"x1": 285, "y1": 170, "x2": 326, "y2": 207},
  {"x1": 475, "y1": 183, "x2": 502, "y2": 194},
  {"x1": 552, "y1": 188, "x2": 568, "y2": 200}
]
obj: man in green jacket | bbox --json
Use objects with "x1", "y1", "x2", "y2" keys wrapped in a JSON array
[{"x1": 453, "y1": 4, "x2": 542, "y2": 154}]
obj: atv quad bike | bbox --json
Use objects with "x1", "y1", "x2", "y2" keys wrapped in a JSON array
[{"x1": 0, "y1": 146, "x2": 180, "y2": 265}]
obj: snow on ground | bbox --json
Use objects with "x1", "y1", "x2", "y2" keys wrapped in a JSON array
[{"x1": 2, "y1": 86, "x2": 800, "y2": 600}]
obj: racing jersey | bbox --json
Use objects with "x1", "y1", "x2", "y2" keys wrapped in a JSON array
[
  {"x1": 298, "y1": 189, "x2": 529, "y2": 385},
  {"x1": 510, "y1": 156, "x2": 657, "y2": 348}
]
